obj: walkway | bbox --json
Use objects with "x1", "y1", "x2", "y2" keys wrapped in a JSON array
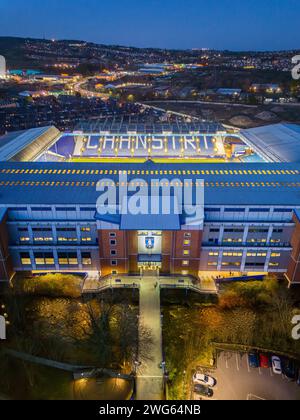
[
  {"x1": 136, "y1": 276, "x2": 164, "y2": 401},
  {"x1": 82, "y1": 274, "x2": 218, "y2": 294}
]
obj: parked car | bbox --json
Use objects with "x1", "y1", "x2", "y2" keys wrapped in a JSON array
[
  {"x1": 194, "y1": 384, "x2": 214, "y2": 398},
  {"x1": 248, "y1": 352, "x2": 259, "y2": 368},
  {"x1": 282, "y1": 359, "x2": 297, "y2": 381},
  {"x1": 259, "y1": 353, "x2": 270, "y2": 368},
  {"x1": 271, "y1": 356, "x2": 282, "y2": 375},
  {"x1": 193, "y1": 373, "x2": 216, "y2": 387}
]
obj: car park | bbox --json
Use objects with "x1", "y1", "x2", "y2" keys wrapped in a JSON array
[
  {"x1": 194, "y1": 384, "x2": 214, "y2": 398},
  {"x1": 259, "y1": 353, "x2": 270, "y2": 368},
  {"x1": 193, "y1": 373, "x2": 216, "y2": 387},
  {"x1": 271, "y1": 356, "x2": 282, "y2": 375},
  {"x1": 248, "y1": 352, "x2": 259, "y2": 368}
]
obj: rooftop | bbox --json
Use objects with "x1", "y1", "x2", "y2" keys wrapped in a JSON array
[
  {"x1": 0, "y1": 126, "x2": 60, "y2": 162},
  {"x1": 0, "y1": 161, "x2": 300, "y2": 206},
  {"x1": 240, "y1": 123, "x2": 300, "y2": 163},
  {"x1": 75, "y1": 117, "x2": 224, "y2": 134}
]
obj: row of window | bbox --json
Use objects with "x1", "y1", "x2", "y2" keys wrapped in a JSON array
[
  {"x1": 20, "y1": 252, "x2": 92, "y2": 266},
  {"x1": 209, "y1": 251, "x2": 282, "y2": 258},
  {"x1": 207, "y1": 261, "x2": 280, "y2": 268}
]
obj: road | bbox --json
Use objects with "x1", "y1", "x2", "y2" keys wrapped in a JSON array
[{"x1": 136, "y1": 276, "x2": 164, "y2": 401}]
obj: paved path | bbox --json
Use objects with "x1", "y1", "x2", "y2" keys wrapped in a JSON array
[
  {"x1": 136, "y1": 276, "x2": 164, "y2": 401},
  {"x1": 82, "y1": 274, "x2": 218, "y2": 294}
]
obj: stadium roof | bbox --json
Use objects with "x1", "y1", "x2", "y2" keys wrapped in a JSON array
[
  {"x1": 240, "y1": 123, "x2": 300, "y2": 163},
  {"x1": 0, "y1": 126, "x2": 60, "y2": 162},
  {"x1": 0, "y1": 161, "x2": 300, "y2": 207},
  {"x1": 75, "y1": 117, "x2": 224, "y2": 134}
]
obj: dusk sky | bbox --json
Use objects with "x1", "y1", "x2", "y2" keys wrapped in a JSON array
[{"x1": 0, "y1": 0, "x2": 299, "y2": 51}]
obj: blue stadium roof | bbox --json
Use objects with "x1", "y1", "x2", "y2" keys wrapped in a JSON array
[
  {"x1": 0, "y1": 161, "x2": 300, "y2": 207},
  {"x1": 240, "y1": 123, "x2": 300, "y2": 163}
]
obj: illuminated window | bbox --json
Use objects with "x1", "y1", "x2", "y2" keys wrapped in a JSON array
[
  {"x1": 209, "y1": 252, "x2": 219, "y2": 256},
  {"x1": 20, "y1": 252, "x2": 31, "y2": 265},
  {"x1": 81, "y1": 237, "x2": 92, "y2": 242},
  {"x1": 183, "y1": 250, "x2": 190, "y2": 256},
  {"x1": 182, "y1": 260, "x2": 189, "y2": 266},
  {"x1": 82, "y1": 252, "x2": 92, "y2": 265},
  {"x1": 183, "y1": 240, "x2": 191, "y2": 246},
  {"x1": 271, "y1": 253, "x2": 281, "y2": 258},
  {"x1": 81, "y1": 227, "x2": 91, "y2": 232},
  {"x1": 34, "y1": 252, "x2": 54, "y2": 266},
  {"x1": 58, "y1": 252, "x2": 78, "y2": 266}
]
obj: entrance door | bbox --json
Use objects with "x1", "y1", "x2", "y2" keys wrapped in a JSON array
[{"x1": 139, "y1": 262, "x2": 161, "y2": 277}]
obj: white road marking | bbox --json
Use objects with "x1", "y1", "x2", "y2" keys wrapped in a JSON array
[
  {"x1": 225, "y1": 358, "x2": 229, "y2": 369},
  {"x1": 258, "y1": 367, "x2": 262, "y2": 375},
  {"x1": 246, "y1": 355, "x2": 251, "y2": 373},
  {"x1": 247, "y1": 394, "x2": 266, "y2": 401},
  {"x1": 236, "y1": 354, "x2": 240, "y2": 371},
  {"x1": 270, "y1": 368, "x2": 274, "y2": 377}
]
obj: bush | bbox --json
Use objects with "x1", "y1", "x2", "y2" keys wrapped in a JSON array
[
  {"x1": 21, "y1": 274, "x2": 82, "y2": 298},
  {"x1": 218, "y1": 276, "x2": 279, "y2": 309}
]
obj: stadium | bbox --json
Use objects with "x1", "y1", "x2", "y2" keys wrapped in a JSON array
[{"x1": 0, "y1": 118, "x2": 300, "y2": 287}]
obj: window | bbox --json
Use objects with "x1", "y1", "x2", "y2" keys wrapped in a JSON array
[
  {"x1": 183, "y1": 239, "x2": 191, "y2": 246},
  {"x1": 274, "y1": 208, "x2": 292, "y2": 213},
  {"x1": 209, "y1": 228, "x2": 220, "y2": 233},
  {"x1": 112, "y1": 270, "x2": 118, "y2": 275},
  {"x1": 273, "y1": 229, "x2": 283, "y2": 233},
  {"x1": 110, "y1": 250, "x2": 117, "y2": 256},
  {"x1": 209, "y1": 252, "x2": 219, "y2": 256},
  {"x1": 182, "y1": 260, "x2": 189, "y2": 266},
  {"x1": 208, "y1": 262, "x2": 218, "y2": 266},
  {"x1": 224, "y1": 228, "x2": 244, "y2": 233},
  {"x1": 269, "y1": 262, "x2": 279, "y2": 267},
  {"x1": 205, "y1": 208, "x2": 221, "y2": 212},
  {"x1": 271, "y1": 253, "x2": 281, "y2": 258},
  {"x1": 18, "y1": 227, "x2": 28, "y2": 232},
  {"x1": 58, "y1": 252, "x2": 78, "y2": 266},
  {"x1": 56, "y1": 207, "x2": 76, "y2": 212},
  {"x1": 20, "y1": 237, "x2": 30, "y2": 242},
  {"x1": 20, "y1": 252, "x2": 31, "y2": 265},
  {"x1": 110, "y1": 239, "x2": 117, "y2": 246},
  {"x1": 183, "y1": 250, "x2": 190, "y2": 256},
  {"x1": 224, "y1": 208, "x2": 245, "y2": 212},
  {"x1": 184, "y1": 232, "x2": 191, "y2": 238},
  {"x1": 81, "y1": 252, "x2": 92, "y2": 266},
  {"x1": 221, "y1": 262, "x2": 241, "y2": 267},
  {"x1": 81, "y1": 237, "x2": 92, "y2": 242},
  {"x1": 34, "y1": 252, "x2": 54, "y2": 266},
  {"x1": 58, "y1": 237, "x2": 77, "y2": 242},
  {"x1": 31, "y1": 207, "x2": 51, "y2": 212},
  {"x1": 109, "y1": 232, "x2": 116, "y2": 238},
  {"x1": 249, "y1": 228, "x2": 268, "y2": 233},
  {"x1": 81, "y1": 227, "x2": 91, "y2": 232},
  {"x1": 249, "y1": 208, "x2": 270, "y2": 213},
  {"x1": 34, "y1": 237, "x2": 53, "y2": 242},
  {"x1": 57, "y1": 227, "x2": 76, "y2": 232},
  {"x1": 111, "y1": 260, "x2": 118, "y2": 266}
]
